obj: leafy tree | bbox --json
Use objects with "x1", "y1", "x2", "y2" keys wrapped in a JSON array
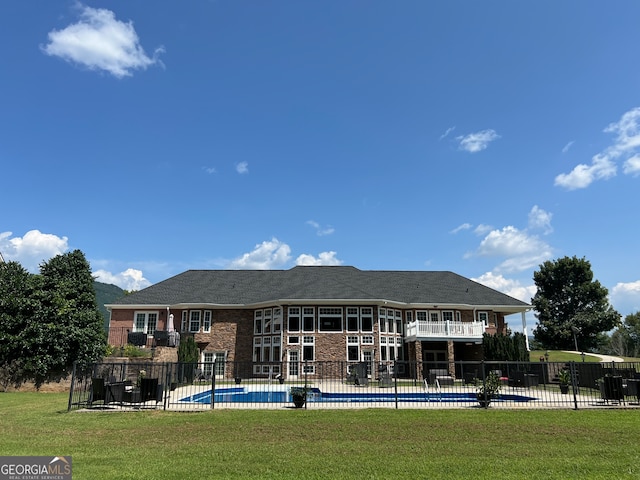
[
  {"x1": 483, "y1": 332, "x2": 529, "y2": 361},
  {"x1": 177, "y1": 336, "x2": 200, "y2": 383},
  {"x1": 609, "y1": 312, "x2": 640, "y2": 358},
  {"x1": 0, "y1": 262, "x2": 37, "y2": 390},
  {"x1": 0, "y1": 250, "x2": 106, "y2": 389},
  {"x1": 532, "y1": 256, "x2": 620, "y2": 351}
]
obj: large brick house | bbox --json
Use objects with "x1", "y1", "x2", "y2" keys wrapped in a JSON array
[{"x1": 106, "y1": 266, "x2": 530, "y2": 380}]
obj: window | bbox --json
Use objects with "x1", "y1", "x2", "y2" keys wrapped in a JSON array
[
  {"x1": 416, "y1": 311, "x2": 427, "y2": 322},
  {"x1": 253, "y1": 337, "x2": 262, "y2": 362},
  {"x1": 429, "y1": 311, "x2": 440, "y2": 322},
  {"x1": 203, "y1": 352, "x2": 215, "y2": 377},
  {"x1": 272, "y1": 336, "x2": 281, "y2": 363},
  {"x1": 478, "y1": 311, "x2": 489, "y2": 326},
  {"x1": 287, "y1": 307, "x2": 300, "y2": 332},
  {"x1": 361, "y1": 308, "x2": 373, "y2": 332},
  {"x1": 455, "y1": 311, "x2": 461, "y2": 322},
  {"x1": 181, "y1": 311, "x2": 188, "y2": 332},
  {"x1": 347, "y1": 344, "x2": 359, "y2": 362},
  {"x1": 347, "y1": 307, "x2": 359, "y2": 332},
  {"x1": 288, "y1": 336, "x2": 300, "y2": 345},
  {"x1": 203, "y1": 311, "x2": 212, "y2": 333},
  {"x1": 254, "y1": 310, "x2": 263, "y2": 334},
  {"x1": 189, "y1": 311, "x2": 201, "y2": 333},
  {"x1": 302, "y1": 307, "x2": 315, "y2": 332},
  {"x1": 273, "y1": 307, "x2": 282, "y2": 333},
  {"x1": 264, "y1": 309, "x2": 272, "y2": 334},
  {"x1": 262, "y1": 336, "x2": 271, "y2": 362},
  {"x1": 405, "y1": 311, "x2": 413, "y2": 323},
  {"x1": 442, "y1": 311, "x2": 454, "y2": 322},
  {"x1": 318, "y1": 307, "x2": 342, "y2": 332},
  {"x1": 133, "y1": 312, "x2": 158, "y2": 334},
  {"x1": 362, "y1": 335, "x2": 374, "y2": 345},
  {"x1": 302, "y1": 336, "x2": 314, "y2": 361},
  {"x1": 202, "y1": 351, "x2": 225, "y2": 378},
  {"x1": 379, "y1": 308, "x2": 387, "y2": 333},
  {"x1": 387, "y1": 311, "x2": 395, "y2": 333}
]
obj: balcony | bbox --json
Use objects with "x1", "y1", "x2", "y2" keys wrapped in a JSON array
[
  {"x1": 107, "y1": 328, "x2": 180, "y2": 348},
  {"x1": 405, "y1": 321, "x2": 485, "y2": 342}
]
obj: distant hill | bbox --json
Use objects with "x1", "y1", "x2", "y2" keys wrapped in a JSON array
[{"x1": 94, "y1": 281, "x2": 126, "y2": 329}]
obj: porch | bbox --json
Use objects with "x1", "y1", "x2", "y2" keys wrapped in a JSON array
[{"x1": 405, "y1": 320, "x2": 485, "y2": 342}]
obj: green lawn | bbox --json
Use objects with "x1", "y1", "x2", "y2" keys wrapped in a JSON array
[{"x1": 1, "y1": 393, "x2": 639, "y2": 479}]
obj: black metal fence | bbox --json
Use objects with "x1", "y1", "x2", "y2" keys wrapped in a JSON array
[{"x1": 67, "y1": 360, "x2": 640, "y2": 411}]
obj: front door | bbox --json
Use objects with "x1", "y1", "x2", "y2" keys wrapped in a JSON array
[{"x1": 288, "y1": 350, "x2": 299, "y2": 379}]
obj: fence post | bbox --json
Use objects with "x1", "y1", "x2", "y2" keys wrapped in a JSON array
[
  {"x1": 211, "y1": 363, "x2": 216, "y2": 410},
  {"x1": 304, "y1": 360, "x2": 308, "y2": 410},
  {"x1": 570, "y1": 361, "x2": 579, "y2": 410},
  {"x1": 164, "y1": 363, "x2": 171, "y2": 411},
  {"x1": 67, "y1": 361, "x2": 77, "y2": 412},
  {"x1": 394, "y1": 360, "x2": 399, "y2": 409},
  {"x1": 480, "y1": 361, "x2": 488, "y2": 407}
]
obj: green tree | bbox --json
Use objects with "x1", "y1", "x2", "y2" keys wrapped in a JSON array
[
  {"x1": 532, "y1": 256, "x2": 620, "y2": 351},
  {"x1": 483, "y1": 332, "x2": 529, "y2": 361},
  {"x1": 177, "y1": 336, "x2": 199, "y2": 383},
  {"x1": 0, "y1": 250, "x2": 106, "y2": 389},
  {"x1": 0, "y1": 262, "x2": 37, "y2": 390},
  {"x1": 609, "y1": 312, "x2": 640, "y2": 358}
]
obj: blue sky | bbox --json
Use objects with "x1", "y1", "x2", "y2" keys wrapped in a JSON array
[{"x1": 2, "y1": 1, "x2": 640, "y2": 334}]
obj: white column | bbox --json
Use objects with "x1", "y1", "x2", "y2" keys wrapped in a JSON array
[{"x1": 521, "y1": 311, "x2": 530, "y2": 351}]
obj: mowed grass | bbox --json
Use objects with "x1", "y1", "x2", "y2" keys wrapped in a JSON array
[{"x1": 1, "y1": 393, "x2": 639, "y2": 480}]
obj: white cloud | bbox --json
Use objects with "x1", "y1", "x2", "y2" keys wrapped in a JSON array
[
  {"x1": 236, "y1": 161, "x2": 249, "y2": 174},
  {"x1": 475, "y1": 226, "x2": 553, "y2": 274},
  {"x1": 306, "y1": 220, "x2": 335, "y2": 236},
  {"x1": 456, "y1": 129, "x2": 500, "y2": 153},
  {"x1": 203, "y1": 166, "x2": 216, "y2": 174},
  {"x1": 528, "y1": 205, "x2": 553, "y2": 234},
  {"x1": 228, "y1": 238, "x2": 291, "y2": 269},
  {"x1": 94, "y1": 268, "x2": 151, "y2": 291},
  {"x1": 562, "y1": 141, "x2": 575, "y2": 153},
  {"x1": 41, "y1": 3, "x2": 163, "y2": 78},
  {"x1": 295, "y1": 251, "x2": 343, "y2": 266},
  {"x1": 474, "y1": 224, "x2": 493, "y2": 236},
  {"x1": 610, "y1": 280, "x2": 640, "y2": 315},
  {"x1": 554, "y1": 154, "x2": 616, "y2": 190},
  {"x1": 623, "y1": 154, "x2": 640, "y2": 176},
  {"x1": 439, "y1": 126, "x2": 456, "y2": 140},
  {"x1": 555, "y1": 106, "x2": 640, "y2": 189},
  {"x1": 450, "y1": 223, "x2": 472, "y2": 234},
  {"x1": 472, "y1": 272, "x2": 536, "y2": 304},
  {"x1": 0, "y1": 230, "x2": 69, "y2": 272}
]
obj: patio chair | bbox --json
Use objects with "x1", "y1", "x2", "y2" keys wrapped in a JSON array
[
  {"x1": 139, "y1": 378, "x2": 163, "y2": 407},
  {"x1": 89, "y1": 378, "x2": 106, "y2": 407}
]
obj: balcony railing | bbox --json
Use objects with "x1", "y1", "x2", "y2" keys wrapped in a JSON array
[
  {"x1": 107, "y1": 328, "x2": 179, "y2": 348},
  {"x1": 405, "y1": 320, "x2": 485, "y2": 341}
]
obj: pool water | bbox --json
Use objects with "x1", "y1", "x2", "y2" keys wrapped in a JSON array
[{"x1": 179, "y1": 388, "x2": 536, "y2": 404}]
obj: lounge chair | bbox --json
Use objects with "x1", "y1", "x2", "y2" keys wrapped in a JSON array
[{"x1": 428, "y1": 369, "x2": 454, "y2": 386}]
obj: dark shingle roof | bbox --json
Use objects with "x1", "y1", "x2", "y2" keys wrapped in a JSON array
[{"x1": 110, "y1": 266, "x2": 529, "y2": 312}]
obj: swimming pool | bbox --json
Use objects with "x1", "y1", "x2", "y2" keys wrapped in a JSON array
[{"x1": 179, "y1": 387, "x2": 536, "y2": 404}]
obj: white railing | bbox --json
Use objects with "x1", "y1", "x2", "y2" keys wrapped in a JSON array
[{"x1": 405, "y1": 321, "x2": 485, "y2": 340}]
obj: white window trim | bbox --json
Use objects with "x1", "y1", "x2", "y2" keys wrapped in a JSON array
[
  {"x1": 189, "y1": 310, "x2": 201, "y2": 333},
  {"x1": 287, "y1": 307, "x2": 300, "y2": 333},
  {"x1": 203, "y1": 310, "x2": 212, "y2": 333},
  {"x1": 318, "y1": 307, "x2": 342, "y2": 332},
  {"x1": 181, "y1": 311, "x2": 188, "y2": 332},
  {"x1": 133, "y1": 311, "x2": 158, "y2": 335}
]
